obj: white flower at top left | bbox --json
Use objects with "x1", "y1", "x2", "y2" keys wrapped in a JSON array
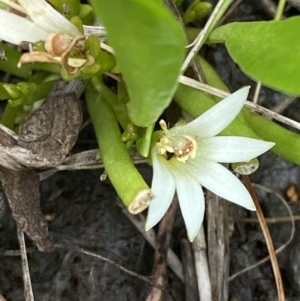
[{"x1": 0, "y1": 0, "x2": 81, "y2": 45}]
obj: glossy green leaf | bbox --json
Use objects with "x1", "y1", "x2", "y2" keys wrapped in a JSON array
[
  {"x1": 210, "y1": 17, "x2": 300, "y2": 95},
  {"x1": 90, "y1": 0, "x2": 186, "y2": 127}
]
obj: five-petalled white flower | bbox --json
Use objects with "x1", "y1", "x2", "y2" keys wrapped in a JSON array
[{"x1": 145, "y1": 86, "x2": 275, "y2": 241}]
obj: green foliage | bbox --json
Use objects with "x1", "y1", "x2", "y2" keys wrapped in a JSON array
[
  {"x1": 90, "y1": 0, "x2": 186, "y2": 127},
  {"x1": 210, "y1": 17, "x2": 300, "y2": 95}
]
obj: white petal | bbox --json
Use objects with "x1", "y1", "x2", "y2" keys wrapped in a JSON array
[
  {"x1": 0, "y1": 10, "x2": 48, "y2": 44},
  {"x1": 19, "y1": 0, "x2": 81, "y2": 37},
  {"x1": 145, "y1": 153, "x2": 175, "y2": 231},
  {"x1": 171, "y1": 160, "x2": 205, "y2": 242},
  {"x1": 188, "y1": 158, "x2": 255, "y2": 210},
  {"x1": 198, "y1": 136, "x2": 275, "y2": 163},
  {"x1": 171, "y1": 86, "x2": 250, "y2": 138}
]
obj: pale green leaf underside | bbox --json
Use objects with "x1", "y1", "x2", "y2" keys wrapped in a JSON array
[
  {"x1": 210, "y1": 16, "x2": 300, "y2": 95},
  {"x1": 90, "y1": 0, "x2": 186, "y2": 126}
]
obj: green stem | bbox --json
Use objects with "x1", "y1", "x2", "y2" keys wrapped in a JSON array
[
  {"x1": 23, "y1": 80, "x2": 57, "y2": 106},
  {"x1": 0, "y1": 43, "x2": 60, "y2": 78},
  {"x1": 274, "y1": 0, "x2": 287, "y2": 21},
  {"x1": 136, "y1": 123, "x2": 155, "y2": 158},
  {"x1": 1, "y1": 103, "x2": 19, "y2": 129},
  {"x1": 85, "y1": 82, "x2": 153, "y2": 213},
  {"x1": 0, "y1": 43, "x2": 31, "y2": 78},
  {"x1": 181, "y1": 0, "x2": 233, "y2": 72},
  {"x1": 91, "y1": 77, "x2": 130, "y2": 130}
]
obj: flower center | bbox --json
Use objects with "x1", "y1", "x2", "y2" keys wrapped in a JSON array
[{"x1": 156, "y1": 120, "x2": 197, "y2": 163}]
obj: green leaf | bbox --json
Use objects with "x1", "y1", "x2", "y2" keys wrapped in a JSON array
[
  {"x1": 210, "y1": 17, "x2": 300, "y2": 95},
  {"x1": 90, "y1": 0, "x2": 186, "y2": 127}
]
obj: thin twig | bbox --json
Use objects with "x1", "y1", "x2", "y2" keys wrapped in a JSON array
[
  {"x1": 1, "y1": 241, "x2": 164, "y2": 291},
  {"x1": 230, "y1": 184, "x2": 295, "y2": 281},
  {"x1": 17, "y1": 226, "x2": 34, "y2": 301},
  {"x1": 252, "y1": 81, "x2": 262, "y2": 105},
  {"x1": 0, "y1": 294, "x2": 7, "y2": 301},
  {"x1": 145, "y1": 197, "x2": 179, "y2": 301},
  {"x1": 242, "y1": 177, "x2": 285, "y2": 301},
  {"x1": 181, "y1": 239, "x2": 200, "y2": 301},
  {"x1": 259, "y1": 0, "x2": 278, "y2": 17},
  {"x1": 54, "y1": 243, "x2": 163, "y2": 290},
  {"x1": 181, "y1": 0, "x2": 233, "y2": 73},
  {"x1": 100, "y1": 43, "x2": 115, "y2": 54},
  {"x1": 0, "y1": 247, "x2": 36, "y2": 256},
  {"x1": 207, "y1": 192, "x2": 229, "y2": 301},
  {"x1": 217, "y1": 0, "x2": 243, "y2": 26},
  {"x1": 179, "y1": 75, "x2": 300, "y2": 131},
  {"x1": 236, "y1": 215, "x2": 300, "y2": 223},
  {"x1": 164, "y1": 0, "x2": 206, "y2": 82},
  {"x1": 39, "y1": 148, "x2": 147, "y2": 181},
  {"x1": 192, "y1": 226, "x2": 212, "y2": 301}
]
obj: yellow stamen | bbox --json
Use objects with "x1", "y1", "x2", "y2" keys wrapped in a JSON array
[{"x1": 156, "y1": 119, "x2": 198, "y2": 162}]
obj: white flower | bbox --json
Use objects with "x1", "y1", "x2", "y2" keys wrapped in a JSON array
[
  {"x1": 145, "y1": 86, "x2": 275, "y2": 241},
  {"x1": 0, "y1": 0, "x2": 81, "y2": 45}
]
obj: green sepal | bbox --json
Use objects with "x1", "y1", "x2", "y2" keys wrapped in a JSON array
[{"x1": 136, "y1": 123, "x2": 155, "y2": 158}]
